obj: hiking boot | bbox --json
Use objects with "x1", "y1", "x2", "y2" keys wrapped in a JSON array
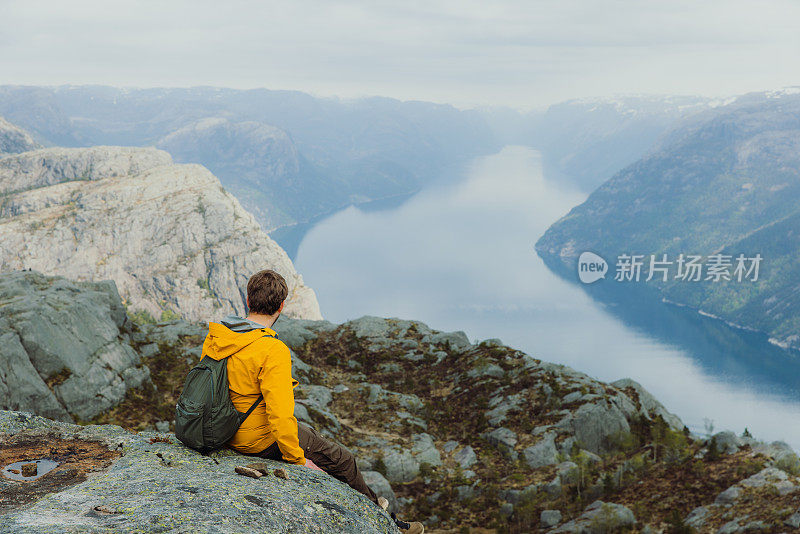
[
  {"x1": 377, "y1": 497, "x2": 389, "y2": 511},
  {"x1": 392, "y1": 512, "x2": 424, "y2": 534}
]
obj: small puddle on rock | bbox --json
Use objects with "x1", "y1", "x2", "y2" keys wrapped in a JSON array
[
  {"x1": 2, "y1": 459, "x2": 59, "y2": 481},
  {"x1": 0, "y1": 432, "x2": 121, "y2": 513}
]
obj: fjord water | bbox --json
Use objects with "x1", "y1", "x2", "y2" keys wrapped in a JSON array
[{"x1": 292, "y1": 146, "x2": 800, "y2": 448}]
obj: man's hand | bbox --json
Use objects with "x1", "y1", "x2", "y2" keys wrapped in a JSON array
[{"x1": 305, "y1": 458, "x2": 324, "y2": 472}]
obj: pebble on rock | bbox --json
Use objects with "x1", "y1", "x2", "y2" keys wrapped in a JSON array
[
  {"x1": 235, "y1": 466, "x2": 263, "y2": 479},
  {"x1": 21, "y1": 462, "x2": 37, "y2": 477},
  {"x1": 246, "y1": 463, "x2": 271, "y2": 476}
]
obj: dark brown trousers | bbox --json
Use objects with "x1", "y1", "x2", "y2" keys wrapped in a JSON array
[{"x1": 254, "y1": 423, "x2": 378, "y2": 504}]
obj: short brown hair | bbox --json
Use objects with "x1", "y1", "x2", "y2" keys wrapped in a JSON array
[{"x1": 247, "y1": 270, "x2": 288, "y2": 315}]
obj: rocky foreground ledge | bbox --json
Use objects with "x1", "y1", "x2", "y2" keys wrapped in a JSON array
[
  {"x1": 0, "y1": 410, "x2": 396, "y2": 534},
  {"x1": 4, "y1": 271, "x2": 800, "y2": 532}
]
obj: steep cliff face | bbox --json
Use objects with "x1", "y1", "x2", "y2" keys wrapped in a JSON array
[
  {"x1": 0, "y1": 146, "x2": 321, "y2": 321},
  {"x1": 0, "y1": 116, "x2": 39, "y2": 155}
]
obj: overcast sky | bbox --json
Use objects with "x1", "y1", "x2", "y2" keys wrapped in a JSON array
[{"x1": 1, "y1": 0, "x2": 798, "y2": 109}]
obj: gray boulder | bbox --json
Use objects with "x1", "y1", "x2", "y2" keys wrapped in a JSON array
[
  {"x1": 552, "y1": 500, "x2": 636, "y2": 533},
  {"x1": 556, "y1": 462, "x2": 580, "y2": 485},
  {"x1": 541, "y1": 509, "x2": 562, "y2": 529},
  {"x1": 421, "y1": 330, "x2": 471, "y2": 352},
  {"x1": 298, "y1": 385, "x2": 334, "y2": 409},
  {"x1": 523, "y1": 432, "x2": 559, "y2": 469},
  {"x1": 294, "y1": 385, "x2": 341, "y2": 434},
  {"x1": 684, "y1": 506, "x2": 709, "y2": 529},
  {"x1": 543, "y1": 478, "x2": 562, "y2": 499},
  {"x1": 274, "y1": 318, "x2": 337, "y2": 351},
  {"x1": 470, "y1": 363, "x2": 505, "y2": 379},
  {"x1": 0, "y1": 271, "x2": 150, "y2": 422},
  {"x1": 739, "y1": 467, "x2": 789, "y2": 488},
  {"x1": 348, "y1": 316, "x2": 397, "y2": 342},
  {"x1": 482, "y1": 427, "x2": 518, "y2": 460},
  {"x1": 453, "y1": 446, "x2": 477, "y2": 470},
  {"x1": 294, "y1": 403, "x2": 313, "y2": 425},
  {"x1": 785, "y1": 509, "x2": 800, "y2": 529},
  {"x1": 752, "y1": 440, "x2": 795, "y2": 459},
  {"x1": 134, "y1": 320, "x2": 206, "y2": 346},
  {"x1": 484, "y1": 394, "x2": 522, "y2": 426},
  {"x1": 411, "y1": 433, "x2": 442, "y2": 467},
  {"x1": 709, "y1": 431, "x2": 743, "y2": 454},
  {"x1": 715, "y1": 486, "x2": 741, "y2": 505},
  {"x1": 610, "y1": 378, "x2": 685, "y2": 431},
  {"x1": 290, "y1": 353, "x2": 316, "y2": 384},
  {"x1": 442, "y1": 441, "x2": 459, "y2": 454},
  {"x1": 381, "y1": 449, "x2": 420, "y2": 483},
  {"x1": 566, "y1": 401, "x2": 631, "y2": 455}
]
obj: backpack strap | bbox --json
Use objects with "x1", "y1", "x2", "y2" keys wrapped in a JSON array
[
  {"x1": 241, "y1": 393, "x2": 263, "y2": 422},
  {"x1": 240, "y1": 332, "x2": 277, "y2": 423}
]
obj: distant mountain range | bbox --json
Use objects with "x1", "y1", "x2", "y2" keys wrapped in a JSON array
[
  {"x1": 537, "y1": 89, "x2": 800, "y2": 350},
  {"x1": 0, "y1": 85, "x2": 498, "y2": 230},
  {"x1": 482, "y1": 95, "x2": 717, "y2": 192},
  {"x1": 0, "y1": 85, "x2": 730, "y2": 233}
]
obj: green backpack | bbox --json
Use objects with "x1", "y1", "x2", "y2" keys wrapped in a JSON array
[{"x1": 174, "y1": 334, "x2": 272, "y2": 453}]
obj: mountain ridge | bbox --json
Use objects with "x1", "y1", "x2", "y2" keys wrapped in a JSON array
[
  {"x1": 536, "y1": 91, "x2": 800, "y2": 350},
  {"x1": 0, "y1": 85, "x2": 499, "y2": 232}
]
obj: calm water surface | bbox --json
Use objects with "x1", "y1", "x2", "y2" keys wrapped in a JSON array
[{"x1": 290, "y1": 146, "x2": 800, "y2": 447}]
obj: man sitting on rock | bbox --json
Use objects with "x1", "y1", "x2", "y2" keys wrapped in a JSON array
[{"x1": 201, "y1": 269, "x2": 424, "y2": 534}]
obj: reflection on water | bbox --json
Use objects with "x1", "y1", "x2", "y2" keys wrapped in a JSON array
[
  {"x1": 294, "y1": 145, "x2": 800, "y2": 447},
  {"x1": 271, "y1": 193, "x2": 416, "y2": 260}
]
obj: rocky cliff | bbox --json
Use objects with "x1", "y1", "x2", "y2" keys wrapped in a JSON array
[
  {"x1": 3, "y1": 272, "x2": 798, "y2": 533},
  {"x1": 0, "y1": 146, "x2": 321, "y2": 321},
  {"x1": 0, "y1": 116, "x2": 39, "y2": 155}
]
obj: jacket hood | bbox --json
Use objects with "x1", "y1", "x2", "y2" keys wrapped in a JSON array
[
  {"x1": 203, "y1": 315, "x2": 277, "y2": 360},
  {"x1": 220, "y1": 315, "x2": 271, "y2": 333}
]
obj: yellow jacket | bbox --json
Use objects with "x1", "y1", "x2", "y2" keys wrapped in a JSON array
[{"x1": 202, "y1": 319, "x2": 305, "y2": 465}]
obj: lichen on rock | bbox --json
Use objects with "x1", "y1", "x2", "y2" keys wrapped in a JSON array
[{"x1": 0, "y1": 410, "x2": 397, "y2": 534}]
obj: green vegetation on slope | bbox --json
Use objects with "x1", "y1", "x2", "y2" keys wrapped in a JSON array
[{"x1": 536, "y1": 92, "x2": 800, "y2": 349}]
